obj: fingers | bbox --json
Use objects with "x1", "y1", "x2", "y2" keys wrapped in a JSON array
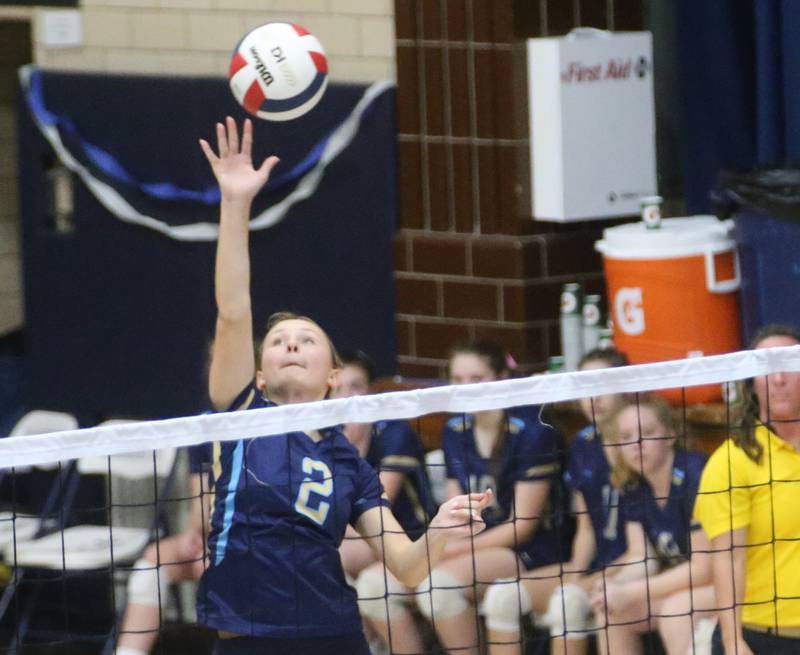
[
  {"x1": 226, "y1": 116, "x2": 239, "y2": 154},
  {"x1": 258, "y1": 155, "x2": 281, "y2": 179},
  {"x1": 241, "y1": 118, "x2": 253, "y2": 158},
  {"x1": 216, "y1": 121, "x2": 229, "y2": 158},
  {"x1": 198, "y1": 138, "x2": 218, "y2": 165}
]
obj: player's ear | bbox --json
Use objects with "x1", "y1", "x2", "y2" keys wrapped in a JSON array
[
  {"x1": 255, "y1": 369, "x2": 267, "y2": 392},
  {"x1": 327, "y1": 367, "x2": 341, "y2": 394}
]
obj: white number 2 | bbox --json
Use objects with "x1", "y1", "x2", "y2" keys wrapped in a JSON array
[{"x1": 294, "y1": 457, "x2": 333, "y2": 526}]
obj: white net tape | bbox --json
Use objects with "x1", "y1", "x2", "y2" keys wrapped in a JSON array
[{"x1": 3, "y1": 345, "x2": 799, "y2": 469}]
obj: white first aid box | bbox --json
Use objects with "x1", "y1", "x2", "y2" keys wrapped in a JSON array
[{"x1": 527, "y1": 30, "x2": 657, "y2": 222}]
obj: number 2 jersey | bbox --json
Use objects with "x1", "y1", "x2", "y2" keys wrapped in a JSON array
[
  {"x1": 442, "y1": 411, "x2": 570, "y2": 569},
  {"x1": 196, "y1": 384, "x2": 389, "y2": 637}
]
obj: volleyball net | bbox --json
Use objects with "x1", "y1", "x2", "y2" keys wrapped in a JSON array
[{"x1": 0, "y1": 345, "x2": 798, "y2": 654}]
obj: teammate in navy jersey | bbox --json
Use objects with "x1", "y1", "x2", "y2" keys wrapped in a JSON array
[
  {"x1": 115, "y1": 443, "x2": 212, "y2": 655},
  {"x1": 590, "y1": 395, "x2": 716, "y2": 655},
  {"x1": 362, "y1": 340, "x2": 568, "y2": 655},
  {"x1": 485, "y1": 348, "x2": 631, "y2": 655},
  {"x1": 194, "y1": 118, "x2": 492, "y2": 655},
  {"x1": 334, "y1": 351, "x2": 438, "y2": 654}
]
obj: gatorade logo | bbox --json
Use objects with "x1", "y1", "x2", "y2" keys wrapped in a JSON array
[{"x1": 615, "y1": 287, "x2": 645, "y2": 336}]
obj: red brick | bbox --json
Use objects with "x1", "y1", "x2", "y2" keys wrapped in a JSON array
[
  {"x1": 442, "y1": 280, "x2": 499, "y2": 320},
  {"x1": 544, "y1": 231, "x2": 604, "y2": 277},
  {"x1": 393, "y1": 233, "x2": 409, "y2": 271},
  {"x1": 422, "y1": 0, "x2": 443, "y2": 39},
  {"x1": 415, "y1": 321, "x2": 471, "y2": 359},
  {"x1": 448, "y1": 49, "x2": 470, "y2": 138},
  {"x1": 395, "y1": 0, "x2": 416, "y2": 39},
  {"x1": 472, "y1": 237, "x2": 522, "y2": 278},
  {"x1": 395, "y1": 318, "x2": 412, "y2": 356},
  {"x1": 424, "y1": 47, "x2": 446, "y2": 136},
  {"x1": 446, "y1": 0, "x2": 468, "y2": 41},
  {"x1": 397, "y1": 140, "x2": 424, "y2": 229},
  {"x1": 452, "y1": 143, "x2": 475, "y2": 232},
  {"x1": 396, "y1": 46, "x2": 420, "y2": 134},
  {"x1": 395, "y1": 275, "x2": 440, "y2": 316},
  {"x1": 428, "y1": 142, "x2": 450, "y2": 231},
  {"x1": 613, "y1": 0, "x2": 645, "y2": 30},
  {"x1": 412, "y1": 234, "x2": 468, "y2": 275},
  {"x1": 398, "y1": 360, "x2": 447, "y2": 380},
  {"x1": 478, "y1": 145, "x2": 500, "y2": 233}
]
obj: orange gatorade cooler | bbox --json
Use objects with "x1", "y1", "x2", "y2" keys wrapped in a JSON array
[{"x1": 595, "y1": 216, "x2": 742, "y2": 404}]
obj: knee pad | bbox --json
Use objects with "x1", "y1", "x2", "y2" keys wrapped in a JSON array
[
  {"x1": 543, "y1": 583, "x2": 591, "y2": 640},
  {"x1": 482, "y1": 578, "x2": 531, "y2": 632},
  {"x1": 355, "y1": 568, "x2": 408, "y2": 620},
  {"x1": 415, "y1": 570, "x2": 469, "y2": 619},
  {"x1": 127, "y1": 557, "x2": 171, "y2": 608}
]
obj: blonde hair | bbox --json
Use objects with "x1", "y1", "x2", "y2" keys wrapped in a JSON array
[{"x1": 605, "y1": 394, "x2": 676, "y2": 489}]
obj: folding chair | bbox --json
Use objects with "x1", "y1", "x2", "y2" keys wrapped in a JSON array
[{"x1": 1, "y1": 421, "x2": 178, "y2": 652}]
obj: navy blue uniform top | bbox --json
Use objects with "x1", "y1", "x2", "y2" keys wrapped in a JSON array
[
  {"x1": 365, "y1": 419, "x2": 437, "y2": 540},
  {"x1": 196, "y1": 384, "x2": 390, "y2": 638},
  {"x1": 188, "y1": 442, "x2": 213, "y2": 475},
  {"x1": 442, "y1": 412, "x2": 569, "y2": 570},
  {"x1": 620, "y1": 449, "x2": 707, "y2": 568},
  {"x1": 564, "y1": 426, "x2": 627, "y2": 568}
]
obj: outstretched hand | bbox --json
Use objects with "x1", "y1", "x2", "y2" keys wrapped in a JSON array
[
  {"x1": 199, "y1": 116, "x2": 280, "y2": 202},
  {"x1": 429, "y1": 489, "x2": 494, "y2": 539}
]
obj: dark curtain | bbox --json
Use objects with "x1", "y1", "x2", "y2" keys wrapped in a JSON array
[{"x1": 675, "y1": 0, "x2": 800, "y2": 212}]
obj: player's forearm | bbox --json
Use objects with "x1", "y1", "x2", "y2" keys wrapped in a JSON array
[
  {"x1": 713, "y1": 545, "x2": 746, "y2": 650},
  {"x1": 215, "y1": 197, "x2": 253, "y2": 319},
  {"x1": 385, "y1": 527, "x2": 449, "y2": 588}
]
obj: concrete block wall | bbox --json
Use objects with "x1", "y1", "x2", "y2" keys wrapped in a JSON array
[{"x1": 31, "y1": 0, "x2": 396, "y2": 82}]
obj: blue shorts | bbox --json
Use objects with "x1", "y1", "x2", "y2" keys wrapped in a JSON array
[{"x1": 213, "y1": 632, "x2": 371, "y2": 655}]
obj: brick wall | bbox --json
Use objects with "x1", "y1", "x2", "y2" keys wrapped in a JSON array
[{"x1": 394, "y1": 0, "x2": 643, "y2": 378}]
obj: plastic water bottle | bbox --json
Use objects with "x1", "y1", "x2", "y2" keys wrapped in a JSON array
[
  {"x1": 582, "y1": 294, "x2": 602, "y2": 352},
  {"x1": 560, "y1": 282, "x2": 583, "y2": 371}
]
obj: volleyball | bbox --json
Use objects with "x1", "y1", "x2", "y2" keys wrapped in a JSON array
[{"x1": 228, "y1": 22, "x2": 328, "y2": 122}]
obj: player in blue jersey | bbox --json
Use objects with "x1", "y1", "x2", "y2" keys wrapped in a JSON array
[
  {"x1": 485, "y1": 348, "x2": 632, "y2": 655},
  {"x1": 331, "y1": 350, "x2": 437, "y2": 654},
  {"x1": 195, "y1": 118, "x2": 492, "y2": 655},
  {"x1": 589, "y1": 395, "x2": 716, "y2": 655},
  {"x1": 115, "y1": 443, "x2": 212, "y2": 655},
  {"x1": 364, "y1": 340, "x2": 568, "y2": 655}
]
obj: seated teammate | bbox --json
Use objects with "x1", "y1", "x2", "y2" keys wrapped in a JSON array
[
  {"x1": 485, "y1": 348, "x2": 631, "y2": 655},
  {"x1": 334, "y1": 350, "x2": 437, "y2": 654},
  {"x1": 361, "y1": 340, "x2": 569, "y2": 655},
  {"x1": 589, "y1": 394, "x2": 715, "y2": 655}
]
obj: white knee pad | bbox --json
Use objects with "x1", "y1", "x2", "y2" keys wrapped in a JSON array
[
  {"x1": 127, "y1": 557, "x2": 171, "y2": 608},
  {"x1": 415, "y1": 570, "x2": 469, "y2": 619},
  {"x1": 482, "y1": 578, "x2": 531, "y2": 632},
  {"x1": 543, "y1": 583, "x2": 591, "y2": 640},
  {"x1": 356, "y1": 568, "x2": 408, "y2": 620}
]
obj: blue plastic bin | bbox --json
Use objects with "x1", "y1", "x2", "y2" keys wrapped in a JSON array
[{"x1": 733, "y1": 208, "x2": 800, "y2": 344}]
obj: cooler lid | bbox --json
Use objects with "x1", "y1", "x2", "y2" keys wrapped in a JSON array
[{"x1": 595, "y1": 216, "x2": 735, "y2": 259}]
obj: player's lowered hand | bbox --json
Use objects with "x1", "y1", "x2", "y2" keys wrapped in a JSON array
[{"x1": 429, "y1": 489, "x2": 493, "y2": 538}]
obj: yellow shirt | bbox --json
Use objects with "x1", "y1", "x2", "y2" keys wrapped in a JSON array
[{"x1": 694, "y1": 425, "x2": 800, "y2": 628}]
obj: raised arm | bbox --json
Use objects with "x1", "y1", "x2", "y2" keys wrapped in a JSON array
[{"x1": 199, "y1": 118, "x2": 279, "y2": 409}]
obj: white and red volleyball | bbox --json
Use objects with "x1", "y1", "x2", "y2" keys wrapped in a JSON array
[{"x1": 228, "y1": 22, "x2": 328, "y2": 121}]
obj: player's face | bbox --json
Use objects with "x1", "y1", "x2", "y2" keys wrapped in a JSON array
[
  {"x1": 257, "y1": 319, "x2": 337, "y2": 401},
  {"x1": 449, "y1": 353, "x2": 499, "y2": 385},
  {"x1": 334, "y1": 364, "x2": 370, "y2": 398},
  {"x1": 615, "y1": 405, "x2": 674, "y2": 477},
  {"x1": 753, "y1": 335, "x2": 800, "y2": 422},
  {"x1": 578, "y1": 359, "x2": 625, "y2": 424}
]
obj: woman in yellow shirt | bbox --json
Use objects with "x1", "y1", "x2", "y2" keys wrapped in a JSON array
[{"x1": 694, "y1": 325, "x2": 800, "y2": 655}]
